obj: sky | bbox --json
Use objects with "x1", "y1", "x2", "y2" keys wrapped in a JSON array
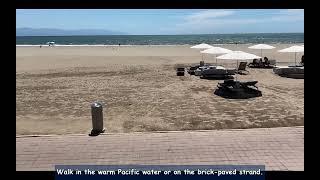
[{"x1": 16, "y1": 9, "x2": 304, "y2": 35}]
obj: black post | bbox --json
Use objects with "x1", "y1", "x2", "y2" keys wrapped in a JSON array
[{"x1": 89, "y1": 102, "x2": 105, "y2": 136}]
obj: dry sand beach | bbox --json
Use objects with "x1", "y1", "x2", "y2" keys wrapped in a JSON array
[{"x1": 16, "y1": 44, "x2": 304, "y2": 135}]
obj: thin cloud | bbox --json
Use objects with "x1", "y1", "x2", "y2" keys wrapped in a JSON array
[
  {"x1": 161, "y1": 9, "x2": 304, "y2": 34},
  {"x1": 269, "y1": 9, "x2": 304, "y2": 22},
  {"x1": 185, "y1": 10, "x2": 234, "y2": 22}
]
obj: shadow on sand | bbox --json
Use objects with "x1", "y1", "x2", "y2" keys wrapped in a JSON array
[
  {"x1": 200, "y1": 76, "x2": 234, "y2": 80},
  {"x1": 213, "y1": 80, "x2": 262, "y2": 99}
]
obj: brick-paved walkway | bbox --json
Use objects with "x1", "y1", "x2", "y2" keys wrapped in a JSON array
[{"x1": 16, "y1": 126, "x2": 304, "y2": 171}]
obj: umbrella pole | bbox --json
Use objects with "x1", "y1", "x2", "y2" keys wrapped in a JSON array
[
  {"x1": 261, "y1": 49, "x2": 262, "y2": 57},
  {"x1": 236, "y1": 60, "x2": 238, "y2": 81},
  {"x1": 295, "y1": 52, "x2": 297, "y2": 66},
  {"x1": 215, "y1": 55, "x2": 217, "y2": 65}
]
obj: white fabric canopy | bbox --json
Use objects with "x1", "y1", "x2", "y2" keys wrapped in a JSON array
[
  {"x1": 191, "y1": 43, "x2": 214, "y2": 61},
  {"x1": 217, "y1": 51, "x2": 261, "y2": 60},
  {"x1": 248, "y1": 44, "x2": 275, "y2": 57},
  {"x1": 200, "y1": 47, "x2": 233, "y2": 65},
  {"x1": 217, "y1": 51, "x2": 260, "y2": 81},
  {"x1": 200, "y1": 47, "x2": 232, "y2": 54},
  {"x1": 278, "y1": 45, "x2": 304, "y2": 53},
  {"x1": 190, "y1": 43, "x2": 213, "y2": 49},
  {"x1": 248, "y1": 44, "x2": 275, "y2": 49},
  {"x1": 278, "y1": 45, "x2": 304, "y2": 65}
]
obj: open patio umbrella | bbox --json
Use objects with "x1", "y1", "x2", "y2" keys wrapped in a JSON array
[
  {"x1": 278, "y1": 45, "x2": 304, "y2": 65},
  {"x1": 248, "y1": 44, "x2": 275, "y2": 57},
  {"x1": 190, "y1": 43, "x2": 213, "y2": 49},
  {"x1": 200, "y1": 47, "x2": 232, "y2": 65},
  {"x1": 191, "y1": 43, "x2": 214, "y2": 61},
  {"x1": 217, "y1": 51, "x2": 261, "y2": 80}
]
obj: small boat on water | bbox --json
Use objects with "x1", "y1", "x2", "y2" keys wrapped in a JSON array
[{"x1": 273, "y1": 65, "x2": 304, "y2": 79}]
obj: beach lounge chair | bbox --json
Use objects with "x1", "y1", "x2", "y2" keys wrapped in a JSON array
[
  {"x1": 200, "y1": 66, "x2": 236, "y2": 79},
  {"x1": 187, "y1": 66, "x2": 199, "y2": 75},
  {"x1": 267, "y1": 60, "x2": 276, "y2": 67},
  {"x1": 300, "y1": 55, "x2": 304, "y2": 66},
  {"x1": 248, "y1": 58, "x2": 276, "y2": 68},
  {"x1": 236, "y1": 62, "x2": 249, "y2": 75},
  {"x1": 273, "y1": 66, "x2": 304, "y2": 79},
  {"x1": 269, "y1": 60, "x2": 276, "y2": 65}
]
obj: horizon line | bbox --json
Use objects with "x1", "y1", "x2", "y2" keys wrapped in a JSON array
[{"x1": 16, "y1": 32, "x2": 304, "y2": 37}]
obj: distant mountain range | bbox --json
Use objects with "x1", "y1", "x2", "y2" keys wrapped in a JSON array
[{"x1": 16, "y1": 28, "x2": 127, "y2": 36}]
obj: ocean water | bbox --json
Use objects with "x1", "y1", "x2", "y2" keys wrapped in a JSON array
[{"x1": 16, "y1": 33, "x2": 304, "y2": 45}]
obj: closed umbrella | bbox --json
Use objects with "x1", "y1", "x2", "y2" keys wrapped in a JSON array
[
  {"x1": 278, "y1": 45, "x2": 304, "y2": 65},
  {"x1": 200, "y1": 47, "x2": 232, "y2": 65},
  {"x1": 248, "y1": 44, "x2": 275, "y2": 57}
]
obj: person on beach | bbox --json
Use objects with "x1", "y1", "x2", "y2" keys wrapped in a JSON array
[
  {"x1": 264, "y1": 57, "x2": 269, "y2": 65},
  {"x1": 259, "y1": 58, "x2": 263, "y2": 67},
  {"x1": 253, "y1": 59, "x2": 257, "y2": 64},
  {"x1": 300, "y1": 55, "x2": 304, "y2": 66}
]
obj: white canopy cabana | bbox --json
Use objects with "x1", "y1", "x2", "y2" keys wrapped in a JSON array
[
  {"x1": 190, "y1": 43, "x2": 214, "y2": 61},
  {"x1": 278, "y1": 45, "x2": 304, "y2": 65},
  {"x1": 200, "y1": 47, "x2": 233, "y2": 65},
  {"x1": 190, "y1": 43, "x2": 213, "y2": 49},
  {"x1": 248, "y1": 44, "x2": 275, "y2": 57},
  {"x1": 217, "y1": 51, "x2": 261, "y2": 80}
]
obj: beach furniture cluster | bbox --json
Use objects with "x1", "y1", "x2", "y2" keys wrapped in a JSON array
[
  {"x1": 273, "y1": 66, "x2": 304, "y2": 79},
  {"x1": 273, "y1": 45, "x2": 304, "y2": 79},
  {"x1": 177, "y1": 43, "x2": 304, "y2": 99}
]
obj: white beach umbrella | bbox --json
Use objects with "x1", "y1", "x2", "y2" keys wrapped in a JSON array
[
  {"x1": 278, "y1": 45, "x2": 304, "y2": 65},
  {"x1": 217, "y1": 51, "x2": 261, "y2": 61},
  {"x1": 217, "y1": 51, "x2": 261, "y2": 80},
  {"x1": 248, "y1": 44, "x2": 275, "y2": 57},
  {"x1": 190, "y1": 43, "x2": 214, "y2": 61},
  {"x1": 190, "y1": 43, "x2": 213, "y2": 49},
  {"x1": 200, "y1": 47, "x2": 233, "y2": 64}
]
